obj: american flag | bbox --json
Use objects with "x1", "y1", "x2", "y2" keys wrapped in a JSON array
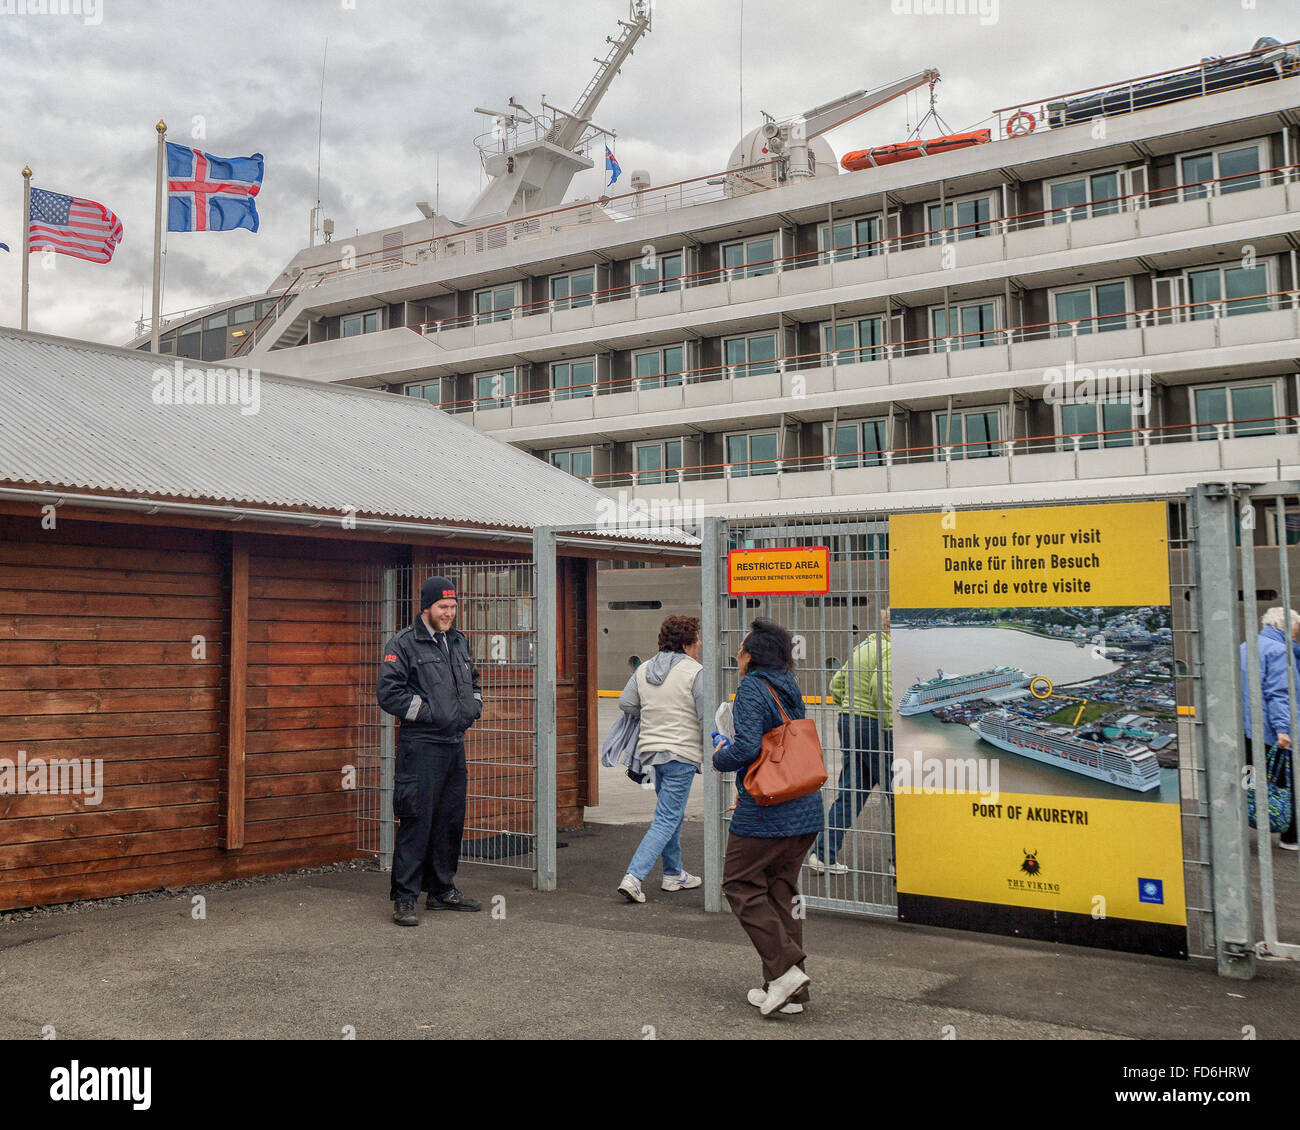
[{"x1": 28, "y1": 187, "x2": 124, "y2": 264}]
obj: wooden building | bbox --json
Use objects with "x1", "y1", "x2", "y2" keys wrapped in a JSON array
[{"x1": 0, "y1": 329, "x2": 690, "y2": 911}]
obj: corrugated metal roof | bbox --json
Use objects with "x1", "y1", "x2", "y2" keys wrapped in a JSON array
[{"x1": 0, "y1": 328, "x2": 694, "y2": 543}]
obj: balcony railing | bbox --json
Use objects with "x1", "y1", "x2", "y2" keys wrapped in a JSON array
[
  {"x1": 581, "y1": 415, "x2": 1300, "y2": 490},
  {"x1": 410, "y1": 163, "x2": 1299, "y2": 338},
  {"x1": 431, "y1": 288, "x2": 1299, "y2": 415}
]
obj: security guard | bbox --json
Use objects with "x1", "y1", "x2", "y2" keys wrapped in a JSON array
[{"x1": 377, "y1": 575, "x2": 483, "y2": 925}]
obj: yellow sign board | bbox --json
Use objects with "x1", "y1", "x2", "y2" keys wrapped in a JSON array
[
  {"x1": 727, "y1": 546, "x2": 829, "y2": 595},
  {"x1": 890, "y1": 501, "x2": 1169, "y2": 609},
  {"x1": 895, "y1": 791, "x2": 1186, "y2": 926}
]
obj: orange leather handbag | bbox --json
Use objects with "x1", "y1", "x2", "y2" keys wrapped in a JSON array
[{"x1": 745, "y1": 682, "x2": 828, "y2": 806}]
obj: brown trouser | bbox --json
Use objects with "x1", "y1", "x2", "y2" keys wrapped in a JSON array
[{"x1": 722, "y1": 831, "x2": 817, "y2": 1002}]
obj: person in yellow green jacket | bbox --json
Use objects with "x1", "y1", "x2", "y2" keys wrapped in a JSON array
[{"x1": 809, "y1": 607, "x2": 894, "y2": 875}]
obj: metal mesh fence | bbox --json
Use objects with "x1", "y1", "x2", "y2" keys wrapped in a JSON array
[
  {"x1": 356, "y1": 560, "x2": 537, "y2": 874},
  {"x1": 715, "y1": 497, "x2": 1213, "y2": 954}
]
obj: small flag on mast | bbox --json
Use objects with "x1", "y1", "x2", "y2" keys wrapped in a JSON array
[
  {"x1": 605, "y1": 145, "x2": 622, "y2": 187},
  {"x1": 27, "y1": 188, "x2": 124, "y2": 263},
  {"x1": 166, "y1": 142, "x2": 263, "y2": 233}
]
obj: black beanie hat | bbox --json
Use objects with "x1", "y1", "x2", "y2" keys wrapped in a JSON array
[{"x1": 420, "y1": 576, "x2": 457, "y2": 610}]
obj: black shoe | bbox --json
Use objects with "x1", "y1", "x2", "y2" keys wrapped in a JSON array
[
  {"x1": 393, "y1": 899, "x2": 419, "y2": 926},
  {"x1": 428, "y1": 887, "x2": 480, "y2": 912}
]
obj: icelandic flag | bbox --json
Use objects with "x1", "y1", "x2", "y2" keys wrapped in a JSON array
[
  {"x1": 605, "y1": 145, "x2": 621, "y2": 187},
  {"x1": 167, "y1": 142, "x2": 264, "y2": 233}
]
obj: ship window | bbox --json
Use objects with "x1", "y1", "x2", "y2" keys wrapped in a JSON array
[
  {"x1": 723, "y1": 333, "x2": 778, "y2": 378},
  {"x1": 205, "y1": 311, "x2": 228, "y2": 330},
  {"x1": 1184, "y1": 262, "x2": 1272, "y2": 320},
  {"x1": 177, "y1": 329, "x2": 201, "y2": 359},
  {"x1": 1060, "y1": 401, "x2": 1137, "y2": 450},
  {"x1": 933, "y1": 408, "x2": 1002, "y2": 460},
  {"x1": 551, "y1": 358, "x2": 595, "y2": 401},
  {"x1": 725, "y1": 430, "x2": 779, "y2": 478},
  {"x1": 819, "y1": 215, "x2": 880, "y2": 263},
  {"x1": 231, "y1": 304, "x2": 256, "y2": 325},
  {"x1": 635, "y1": 440, "x2": 682, "y2": 486},
  {"x1": 549, "y1": 447, "x2": 593, "y2": 479},
  {"x1": 1192, "y1": 381, "x2": 1277, "y2": 440},
  {"x1": 1050, "y1": 280, "x2": 1130, "y2": 336},
  {"x1": 473, "y1": 285, "x2": 517, "y2": 324},
  {"x1": 342, "y1": 309, "x2": 382, "y2": 337},
  {"x1": 828, "y1": 419, "x2": 888, "y2": 469},
  {"x1": 550, "y1": 268, "x2": 596, "y2": 311},
  {"x1": 926, "y1": 193, "x2": 993, "y2": 244},
  {"x1": 929, "y1": 300, "x2": 999, "y2": 351},
  {"x1": 405, "y1": 381, "x2": 441, "y2": 405},
  {"x1": 608, "y1": 601, "x2": 663, "y2": 611},
  {"x1": 633, "y1": 251, "x2": 684, "y2": 295},
  {"x1": 821, "y1": 318, "x2": 885, "y2": 364},
  {"x1": 1179, "y1": 140, "x2": 1264, "y2": 199},
  {"x1": 722, "y1": 235, "x2": 776, "y2": 279},
  {"x1": 474, "y1": 368, "x2": 516, "y2": 408},
  {"x1": 633, "y1": 344, "x2": 687, "y2": 389},
  {"x1": 1046, "y1": 169, "x2": 1122, "y2": 223}
]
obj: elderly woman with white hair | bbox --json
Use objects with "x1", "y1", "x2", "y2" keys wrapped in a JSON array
[{"x1": 1240, "y1": 606, "x2": 1300, "y2": 849}]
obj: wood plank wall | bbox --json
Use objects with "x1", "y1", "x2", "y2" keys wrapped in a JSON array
[{"x1": 0, "y1": 516, "x2": 370, "y2": 910}]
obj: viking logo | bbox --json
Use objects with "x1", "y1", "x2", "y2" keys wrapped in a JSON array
[{"x1": 1020, "y1": 849, "x2": 1042, "y2": 877}]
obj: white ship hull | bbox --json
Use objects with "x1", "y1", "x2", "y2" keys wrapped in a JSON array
[
  {"x1": 975, "y1": 727, "x2": 1161, "y2": 793},
  {"x1": 898, "y1": 684, "x2": 1024, "y2": 716}
]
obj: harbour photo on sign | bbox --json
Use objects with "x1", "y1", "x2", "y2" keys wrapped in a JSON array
[{"x1": 892, "y1": 605, "x2": 1179, "y2": 803}]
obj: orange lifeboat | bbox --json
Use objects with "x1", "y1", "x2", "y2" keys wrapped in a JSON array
[{"x1": 840, "y1": 129, "x2": 992, "y2": 171}]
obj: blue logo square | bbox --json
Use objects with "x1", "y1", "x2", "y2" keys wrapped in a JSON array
[{"x1": 1138, "y1": 878, "x2": 1164, "y2": 905}]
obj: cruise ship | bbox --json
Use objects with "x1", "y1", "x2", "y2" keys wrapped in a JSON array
[
  {"x1": 121, "y1": 7, "x2": 1300, "y2": 687},
  {"x1": 974, "y1": 708, "x2": 1162, "y2": 792},
  {"x1": 898, "y1": 665, "x2": 1030, "y2": 715}
]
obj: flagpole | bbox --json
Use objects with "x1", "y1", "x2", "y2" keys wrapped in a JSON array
[
  {"x1": 20, "y1": 167, "x2": 31, "y2": 331},
  {"x1": 150, "y1": 120, "x2": 167, "y2": 354}
]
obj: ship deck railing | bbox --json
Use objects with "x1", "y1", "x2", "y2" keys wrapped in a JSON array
[
  {"x1": 408, "y1": 161, "x2": 1299, "y2": 338},
  {"x1": 990, "y1": 38, "x2": 1300, "y2": 143}
]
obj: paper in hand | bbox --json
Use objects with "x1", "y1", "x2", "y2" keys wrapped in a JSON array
[{"x1": 714, "y1": 702, "x2": 734, "y2": 742}]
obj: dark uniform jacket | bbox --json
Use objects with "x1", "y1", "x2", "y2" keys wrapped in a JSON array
[{"x1": 377, "y1": 616, "x2": 483, "y2": 742}]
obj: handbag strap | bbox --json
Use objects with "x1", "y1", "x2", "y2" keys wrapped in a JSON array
[{"x1": 760, "y1": 679, "x2": 792, "y2": 724}]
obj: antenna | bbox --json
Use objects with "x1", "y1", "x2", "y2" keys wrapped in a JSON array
[{"x1": 310, "y1": 38, "x2": 329, "y2": 247}]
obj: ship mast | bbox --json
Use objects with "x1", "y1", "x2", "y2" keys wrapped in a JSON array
[{"x1": 462, "y1": 0, "x2": 652, "y2": 224}]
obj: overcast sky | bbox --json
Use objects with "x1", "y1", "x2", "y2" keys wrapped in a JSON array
[{"x1": 0, "y1": 0, "x2": 1288, "y2": 345}]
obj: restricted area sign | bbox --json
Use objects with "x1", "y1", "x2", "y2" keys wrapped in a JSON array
[{"x1": 727, "y1": 546, "x2": 829, "y2": 595}]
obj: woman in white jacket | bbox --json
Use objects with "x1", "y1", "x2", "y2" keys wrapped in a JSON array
[{"x1": 616, "y1": 615, "x2": 709, "y2": 903}]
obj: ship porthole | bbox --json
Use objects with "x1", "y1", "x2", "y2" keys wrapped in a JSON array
[{"x1": 629, "y1": 654, "x2": 641, "y2": 670}]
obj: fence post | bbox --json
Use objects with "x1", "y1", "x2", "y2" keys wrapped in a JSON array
[
  {"x1": 701, "y1": 517, "x2": 726, "y2": 912},
  {"x1": 379, "y1": 567, "x2": 398, "y2": 870},
  {"x1": 1190, "y1": 483, "x2": 1256, "y2": 979},
  {"x1": 533, "y1": 527, "x2": 558, "y2": 892}
]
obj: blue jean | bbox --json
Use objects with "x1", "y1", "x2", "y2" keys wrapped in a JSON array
[
  {"x1": 628, "y1": 760, "x2": 698, "y2": 881},
  {"x1": 815, "y1": 715, "x2": 894, "y2": 865}
]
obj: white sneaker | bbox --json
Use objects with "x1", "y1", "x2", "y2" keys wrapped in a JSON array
[
  {"x1": 807, "y1": 852, "x2": 847, "y2": 875},
  {"x1": 760, "y1": 965, "x2": 811, "y2": 1016},
  {"x1": 747, "y1": 987, "x2": 802, "y2": 1014},
  {"x1": 1281, "y1": 841, "x2": 1299, "y2": 852},
  {"x1": 662, "y1": 869, "x2": 702, "y2": 891},
  {"x1": 618, "y1": 874, "x2": 645, "y2": 903}
]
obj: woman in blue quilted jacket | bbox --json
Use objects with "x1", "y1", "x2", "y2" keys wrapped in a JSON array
[{"x1": 713, "y1": 619, "x2": 823, "y2": 1017}]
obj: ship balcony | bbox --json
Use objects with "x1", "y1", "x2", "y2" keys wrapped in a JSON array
[
  {"x1": 467, "y1": 288, "x2": 1300, "y2": 447},
  {"x1": 593, "y1": 418, "x2": 1300, "y2": 512},
  {"x1": 411, "y1": 166, "x2": 1300, "y2": 370}
]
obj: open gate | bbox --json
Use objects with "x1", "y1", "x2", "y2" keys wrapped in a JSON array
[{"x1": 356, "y1": 560, "x2": 539, "y2": 880}]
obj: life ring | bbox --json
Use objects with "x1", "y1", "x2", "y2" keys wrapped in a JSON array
[{"x1": 1006, "y1": 110, "x2": 1036, "y2": 137}]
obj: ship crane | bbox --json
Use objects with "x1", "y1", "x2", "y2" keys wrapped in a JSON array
[
  {"x1": 727, "y1": 67, "x2": 940, "y2": 193},
  {"x1": 462, "y1": 0, "x2": 653, "y2": 224}
]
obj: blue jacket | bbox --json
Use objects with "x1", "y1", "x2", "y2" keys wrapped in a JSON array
[
  {"x1": 1241, "y1": 626, "x2": 1300, "y2": 745},
  {"x1": 712, "y1": 666, "x2": 823, "y2": 838}
]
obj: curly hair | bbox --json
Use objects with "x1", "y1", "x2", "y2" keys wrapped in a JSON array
[
  {"x1": 658, "y1": 615, "x2": 701, "y2": 653},
  {"x1": 741, "y1": 618, "x2": 794, "y2": 671}
]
